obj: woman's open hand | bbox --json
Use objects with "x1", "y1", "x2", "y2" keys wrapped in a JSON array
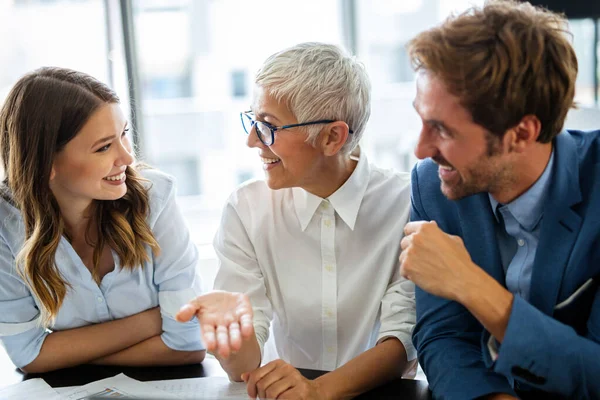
[{"x1": 176, "y1": 291, "x2": 254, "y2": 359}]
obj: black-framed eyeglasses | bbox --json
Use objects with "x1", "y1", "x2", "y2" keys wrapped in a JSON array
[{"x1": 240, "y1": 111, "x2": 353, "y2": 146}]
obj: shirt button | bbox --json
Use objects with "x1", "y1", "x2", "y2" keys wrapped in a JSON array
[
  {"x1": 324, "y1": 220, "x2": 332, "y2": 228},
  {"x1": 326, "y1": 346, "x2": 334, "y2": 353},
  {"x1": 517, "y1": 238, "x2": 525, "y2": 247},
  {"x1": 325, "y1": 309, "x2": 334, "y2": 318},
  {"x1": 321, "y1": 202, "x2": 329, "y2": 210},
  {"x1": 97, "y1": 296, "x2": 104, "y2": 303},
  {"x1": 325, "y1": 265, "x2": 334, "y2": 272}
]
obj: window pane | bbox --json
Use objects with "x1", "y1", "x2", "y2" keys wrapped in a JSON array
[
  {"x1": 0, "y1": 0, "x2": 116, "y2": 179},
  {"x1": 355, "y1": 0, "x2": 485, "y2": 173},
  {"x1": 570, "y1": 19, "x2": 597, "y2": 106},
  {"x1": 0, "y1": 0, "x2": 110, "y2": 98},
  {"x1": 562, "y1": 19, "x2": 600, "y2": 131}
]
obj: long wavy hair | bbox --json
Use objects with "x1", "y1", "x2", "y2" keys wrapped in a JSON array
[{"x1": 0, "y1": 67, "x2": 160, "y2": 326}]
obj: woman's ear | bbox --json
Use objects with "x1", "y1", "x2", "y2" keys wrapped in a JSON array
[
  {"x1": 320, "y1": 121, "x2": 350, "y2": 156},
  {"x1": 49, "y1": 165, "x2": 56, "y2": 181}
]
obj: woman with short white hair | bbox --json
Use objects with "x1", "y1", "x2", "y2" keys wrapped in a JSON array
[{"x1": 178, "y1": 42, "x2": 416, "y2": 399}]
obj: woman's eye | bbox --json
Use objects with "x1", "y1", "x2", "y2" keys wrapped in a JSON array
[
  {"x1": 96, "y1": 144, "x2": 111, "y2": 153},
  {"x1": 96, "y1": 129, "x2": 129, "y2": 153}
]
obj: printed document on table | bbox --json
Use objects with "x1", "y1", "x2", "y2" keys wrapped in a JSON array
[
  {"x1": 150, "y1": 377, "x2": 249, "y2": 399},
  {"x1": 0, "y1": 378, "x2": 60, "y2": 400},
  {"x1": 55, "y1": 386, "x2": 79, "y2": 395},
  {"x1": 61, "y1": 373, "x2": 178, "y2": 399}
]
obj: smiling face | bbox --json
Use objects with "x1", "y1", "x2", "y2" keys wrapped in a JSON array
[
  {"x1": 247, "y1": 85, "x2": 326, "y2": 191},
  {"x1": 50, "y1": 103, "x2": 134, "y2": 210},
  {"x1": 413, "y1": 71, "x2": 515, "y2": 200}
]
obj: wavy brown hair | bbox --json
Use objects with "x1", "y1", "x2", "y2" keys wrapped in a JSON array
[
  {"x1": 0, "y1": 67, "x2": 160, "y2": 326},
  {"x1": 407, "y1": 0, "x2": 578, "y2": 143}
]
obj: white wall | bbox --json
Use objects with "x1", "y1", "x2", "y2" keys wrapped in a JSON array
[{"x1": 564, "y1": 106, "x2": 600, "y2": 131}]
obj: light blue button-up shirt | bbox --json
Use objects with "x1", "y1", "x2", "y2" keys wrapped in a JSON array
[
  {"x1": 489, "y1": 151, "x2": 554, "y2": 302},
  {"x1": 0, "y1": 169, "x2": 204, "y2": 368}
]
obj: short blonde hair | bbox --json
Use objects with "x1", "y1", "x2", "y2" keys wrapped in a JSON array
[{"x1": 255, "y1": 42, "x2": 371, "y2": 154}]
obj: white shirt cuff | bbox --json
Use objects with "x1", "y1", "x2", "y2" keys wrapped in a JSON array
[
  {"x1": 377, "y1": 332, "x2": 417, "y2": 361},
  {"x1": 487, "y1": 334, "x2": 500, "y2": 361}
]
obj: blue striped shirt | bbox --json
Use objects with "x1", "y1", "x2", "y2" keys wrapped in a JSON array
[{"x1": 0, "y1": 169, "x2": 204, "y2": 368}]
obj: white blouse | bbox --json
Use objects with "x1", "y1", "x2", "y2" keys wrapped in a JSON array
[
  {"x1": 214, "y1": 152, "x2": 416, "y2": 371},
  {"x1": 0, "y1": 169, "x2": 204, "y2": 368}
]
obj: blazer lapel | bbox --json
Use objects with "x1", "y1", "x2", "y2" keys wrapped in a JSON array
[
  {"x1": 456, "y1": 193, "x2": 506, "y2": 286},
  {"x1": 529, "y1": 133, "x2": 583, "y2": 315}
]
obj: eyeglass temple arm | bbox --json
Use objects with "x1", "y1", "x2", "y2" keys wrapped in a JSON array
[{"x1": 280, "y1": 120, "x2": 354, "y2": 134}]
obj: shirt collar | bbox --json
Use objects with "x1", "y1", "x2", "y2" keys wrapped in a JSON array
[
  {"x1": 293, "y1": 148, "x2": 370, "y2": 232},
  {"x1": 489, "y1": 149, "x2": 555, "y2": 231}
]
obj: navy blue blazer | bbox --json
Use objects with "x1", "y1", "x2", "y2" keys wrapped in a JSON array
[{"x1": 411, "y1": 130, "x2": 600, "y2": 399}]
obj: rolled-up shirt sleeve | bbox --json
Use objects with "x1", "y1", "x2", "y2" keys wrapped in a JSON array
[
  {"x1": 377, "y1": 263, "x2": 417, "y2": 361},
  {"x1": 0, "y1": 235, "x2": 49, "y2": 368},
  {"x1": 213, "y1": 190, "x2": 272, "y2": 355},
  {"x1": 148, "y1": 172, "x2": 204, "y2": 352}
]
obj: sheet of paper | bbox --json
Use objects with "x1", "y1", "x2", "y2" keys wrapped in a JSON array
[
  {"x1": 61, "y1": 373, "x2": 178, "y2": 399},
  {"x1": 0, "y1": 378, "x2": 60, "y2": 400},
  {"x1": 55, "y1": 386, "x2": 79, "y2": 394},
  {"x1": 150, "y1": 377, "x2": 249, "y2": 399}
]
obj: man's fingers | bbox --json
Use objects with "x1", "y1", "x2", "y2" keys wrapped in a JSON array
[
  {"x1": 404, "y1": 221, "x2": 426, "y2": 235},
  {"x1": 400, "y1": 233, "x2": 413, "y2": 251},
  {"x1": 449, "y1": 234, "x2": 464, "y2": 245},
  {"x1": 399, "y1": 247, "x2": 407, "y2": 267},
  {"x1": 399, "y1": 251, "x2": 411, "y2": 280},
  {"x1": 404, "y1": 220, "x2": 439, "y2": 236}
]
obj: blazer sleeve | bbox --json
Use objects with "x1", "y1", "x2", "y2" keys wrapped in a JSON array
[
  {"x1": 481, "y1": 294, "x2": 600, "y2": 398},
  {"x1": 410, "y1": 163, "x2": 517, "y2": 399}
]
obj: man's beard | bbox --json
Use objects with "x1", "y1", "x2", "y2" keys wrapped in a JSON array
[
  {"x1": 438, "y1": 162, "x2": 496, "y2": 200},
  {"x1": 435, "y1": 133, "x2": 511, "y2": 200},
  {"x1": 434, "y1": 154, "x2": 511, "y2": 201}
]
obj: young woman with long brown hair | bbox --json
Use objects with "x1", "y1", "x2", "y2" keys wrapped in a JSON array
[{"x1": 0, "y1": 67, "x2": 207, "y2": 373}]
